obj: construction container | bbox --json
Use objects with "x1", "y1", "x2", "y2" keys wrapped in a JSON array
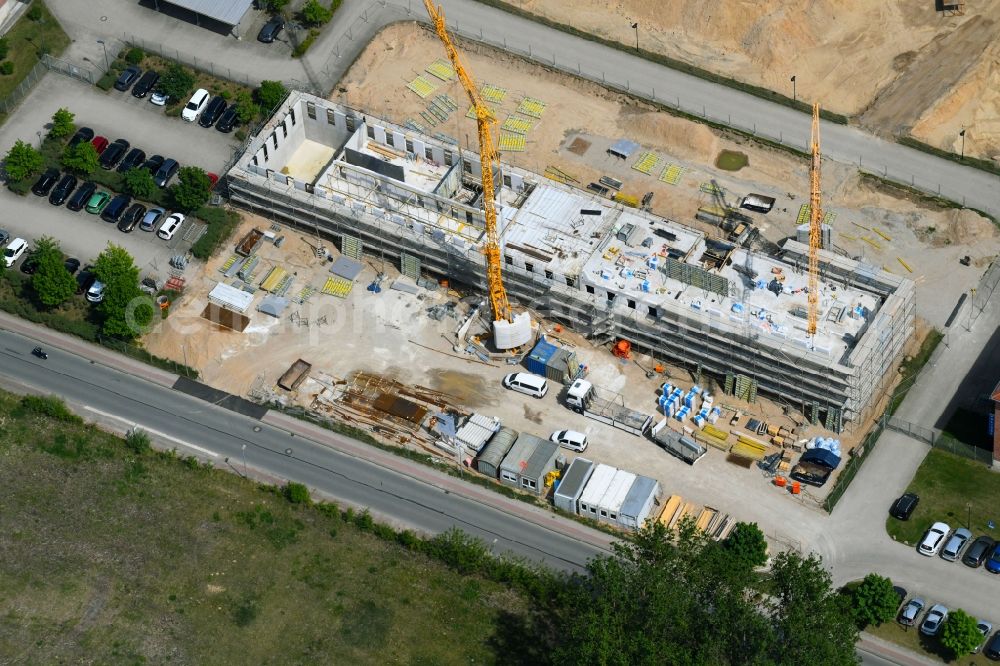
[
  {"x1": 578, "y1": 464, "x2": 617, "y2": 518},
  {"x1": 524, "y1": 337, "x2": 580, "y2": 384},
  {"x1": 498, "y1": 433, "x2": 559, "y2": 495},
  {"x1": 553, "y1": 457, "x2": 595, "y2": 514},
  {"x1": 590, "y1": 469, "x2": 638, "y2": 527},
  {"x1": 619, "y1": 475, "x2": 661, "y2": 530},
  {"x1": 475, "y1": 427, "x2": 518, "y2": 478}
]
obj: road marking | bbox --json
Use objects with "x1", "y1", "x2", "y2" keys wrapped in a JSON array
[{"x1": 82, "y1": 405, "x2": 219, "y2": 458}]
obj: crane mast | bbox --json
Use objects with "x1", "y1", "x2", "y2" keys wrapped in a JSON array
[
  {"x1": 807, "y1": 103, "x2": 822, "y2": 337},
  {"x1": 423, "y1": 0, "x2": 511, "y2": 325}
]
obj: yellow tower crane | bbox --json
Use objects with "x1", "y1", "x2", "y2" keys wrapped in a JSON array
[
  {"x1": 807, "y1": 103, "x2": 822, "y2": 337},
  {"x1": 424, "y1": 0, "x2": 511, "y2": 326}
]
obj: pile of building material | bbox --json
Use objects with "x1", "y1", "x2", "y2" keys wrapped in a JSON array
[{"x1": 657, "y1": 494, "x2": 736, "y2": 540}]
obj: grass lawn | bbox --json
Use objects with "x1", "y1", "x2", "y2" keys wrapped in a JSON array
[
  {"x1": 0, "y1": 390, "x2": 529, "y2": 663},
  {"x1": 0, "y1": 0, "x2": 69, "y2": 99},
  {"x1": 867, "y1": 621, "x2": 991, "y2": 665},
  {"x1": 886, "y1": 449, "x2": 1000, "y2": 546}
]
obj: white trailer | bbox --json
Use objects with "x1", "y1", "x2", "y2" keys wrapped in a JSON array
[
  {"x1": 649, "y1": 419, "x2": 707, "y2": 465},
  {"x1": 564, "y1": 379, "x2": 653, "y2": 436}
]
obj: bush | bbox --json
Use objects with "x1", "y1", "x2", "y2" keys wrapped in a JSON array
[
  {"x1": 125, "y1": 428, "x2": 151, "y2": 455},
  {"x1": 4, "y1": 140, "x2": 44, "y2": 183},
  {"x1": 0, "y1": 38, "x2": 9, "y2": 60},
  {"x1": 49, "y1": 107, "x2": 75, "y2": 139},
  {"x1": 283, "y1": 482, "x2": 311, "y2": 504},
  {"x1": 157, "y1": 63, "x2": 195, "y2": 105},
  {"x1": 292, "y1": 29, "x2": 321, "y2": 58},
  {"x1": 123, "y1": 167, "x2": 156, "y2": 200},
  {"x1": 124, "y1": 47, "x2": 144, "y2": 65},
  {"x1": 255, "y1": 80, "x2": 288, "y2": 112},
  {"x1": 0, "y1": 61, "x2": 13, "y2": 76},
  {"x1": 96, "y1": 71, "x2": 116, "y2": 91},
  {"x1": 424, "y1": 528, "x2": 492, "y2": 575},
  {"x1": 20, "y1": 394, "x2": 82, "y2": 423},
  {"x1": 26, "y1": 5, "x2": 43, "y2": 22},
  {"x1": 301, "y1": 0, "x2": 333, "y2": 26}
]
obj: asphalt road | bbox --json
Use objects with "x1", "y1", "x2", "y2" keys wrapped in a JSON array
[{"x1": 0, "y1": 325, "x2": 610, "y2": 574}]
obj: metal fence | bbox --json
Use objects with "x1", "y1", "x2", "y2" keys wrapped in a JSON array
[
  {"x1": 42, "y1": 54, "x2": 100, "y2": 86},
  {"x1": 96, "y1": 335, "x2": 199, "y2": 378},
  {"x1": 823, "y1": 415, "x2": 885, "y2": 512},
  {"x1": 123, "y1": 34, "x2": 258, "y2": 88},
  {"x1": 0, "y1": 59, "x2": 47, "y2": 115},
  {"x1": 885, "y1": 415, "x2": 994, "y2": 465}
]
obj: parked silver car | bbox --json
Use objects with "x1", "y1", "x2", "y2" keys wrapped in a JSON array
[
  {"x1": 941, "y1": 527, "x2": 972, "y2": 561},
  {"x1": 920, "y1": 604, "x2": 948, "y2": 636},
  {"x1": 898, "y1": 597, "x2": 924, "y2": 626}
]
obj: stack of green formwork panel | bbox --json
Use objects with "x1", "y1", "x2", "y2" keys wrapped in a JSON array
[{"x1": 341, "y1": 234, "x2": 363, "y2": 260}]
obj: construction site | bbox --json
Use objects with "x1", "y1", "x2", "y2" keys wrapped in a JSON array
[{"x1": 142, "y1": 14, "x2": 999, "y2": 540}]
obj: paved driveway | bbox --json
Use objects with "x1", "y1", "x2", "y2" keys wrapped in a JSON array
[{"x1": 0, "y1": 73, "x2": 239, "y2": 272}]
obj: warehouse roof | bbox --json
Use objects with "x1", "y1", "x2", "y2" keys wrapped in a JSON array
[{"x1": 163, "y1": 0, "x2": 252, "y2": 25}]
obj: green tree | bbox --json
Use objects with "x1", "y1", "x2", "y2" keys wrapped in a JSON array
[
  {"x1": 233, "y1": 90, "x2": 259, "y2": 124},
  {"x1": 93, "y1": 245, "x2": 153, "y2": 338},
  {"x1": 767, "y1": 552, "x2": 859, "y2": 665},
  {"x1": 851, "y1": 573, "x2": 899, "y2": 628},
  {"x1": 941, "y1": 609, "x2": 982, "y2": 657},
  {"x1": 261, "y1": 0, "x2": 290, "y2": 11},
  {"x1": 31, "y1": 237, "x2": 76, "y2": 307},
  {"x1": 301, "y1": 0, "x2": 332, "y2": 25},
  {"x1": 169, "y1": 166, "x2": 212, "y2": 212},
  {"x1": 61, "y1": 141, "x2": 100, "y2": 175},
  {"x1": 723, "y1": 522, "x2": 768, "y2": 570},
  {"x1": 49, "y1": 107, "x2": 75, "y2": 139},
  {"x1": 157, "y1": 63, "x2": 195, "y2": 104},
  {"x1": 255, "y1": 80, "x2": 288, "y2": 112},
  {"x1": 4, "y1": 139, "x2": 43, "y2": 182},
  {"x1": 124, "y1": 47, "x2": 144, "y2": 65},
  {"x1": 123, "y1": 167, "x2": 156, "y2": 200},
  {"x1": 26, "y1": 4, "x2": 42, "y2": 21}
]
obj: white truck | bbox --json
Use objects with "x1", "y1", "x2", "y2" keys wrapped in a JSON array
[
  {"x1": 649, "y1": 419, "x2": 707, "y2": 465},
  {"x1": 563, "y1": 379, "x2": 653, "y2": 437}
]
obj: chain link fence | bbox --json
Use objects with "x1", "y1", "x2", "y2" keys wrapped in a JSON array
[
  {"x1": 0, "y1": 59, "x2": 47, "y2": 115},
  {"x1": 885, "y1": 415, "x2": 994, "y2": 465},
  {"x1": 96, "y1": 335, "x2": 199, "y2": 378},
  {"x1": 822, "y1": 415, "x2": 885, "y2": 512}
]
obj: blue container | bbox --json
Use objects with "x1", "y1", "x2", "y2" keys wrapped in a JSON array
[{"x1": 525, "y1": 338, "x2": 558, "y2": 376}]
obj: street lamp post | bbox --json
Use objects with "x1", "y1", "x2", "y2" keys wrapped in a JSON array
[
  {"x1": 36, "y1": 131, "x2": 42, "y2": 149},
  {"x1": 791, "y1": 75, "x2": 797, "y2": 102},
  {"x1": 968, "y1": 502, "x2": 972, "y2": 529},
  {"x1": 241, "y1": 443, "x2": 247, "y2": 477},
  {"x1": 631, "y1": 22, "x2": 638, "y2": 52},
  {"x1": 960, "y1": 128, "x2": 966, "y2": 159},
  {"x1": 96, "y1": 39, "x2": 109, "y2": 71}
]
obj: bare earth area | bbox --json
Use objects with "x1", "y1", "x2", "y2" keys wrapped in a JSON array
[{"x1": 502, "y1": 0, "x2": 1000, "y2": 160}]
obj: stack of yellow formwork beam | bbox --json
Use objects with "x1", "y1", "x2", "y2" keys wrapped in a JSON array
[
  {"x1": 731, "y1": 434, "x2": 768, "y2": 460},
  {"x1": 657, "y1": 495, "x2": 683, "y2": 527},
  {"x1": 695, "y1": 506, "x2": 717, "y2": 532},
  {"x1": 699, "y1": 424, "x2": 730, "y2": 450},
  {"x1": 322, "y1": 276, "x2": 353, "y2": 298},
  {"x1": 260, "y1": 266, "x2": 288, "y2": 292}
]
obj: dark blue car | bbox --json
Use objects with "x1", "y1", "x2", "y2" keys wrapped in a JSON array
[{"x1": 985, "y1": 542, "x2": 1000, "y2": 573}]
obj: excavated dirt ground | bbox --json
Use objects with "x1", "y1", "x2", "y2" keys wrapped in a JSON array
[
  {"x1": 503, "y1": 0, "x2": 1000, "y2": 160},
  {"x1": 333, "y1": 23, "x2": 1000, "y2": 328}
]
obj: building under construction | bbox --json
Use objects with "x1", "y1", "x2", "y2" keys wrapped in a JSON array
[{"x1": 225, "y1": 91, "x2": 915, "y2": 430}]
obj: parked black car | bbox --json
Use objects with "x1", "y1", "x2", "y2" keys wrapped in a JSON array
[
  {"x1": 889, "y1": 493, "x2": 919, "y2": 521},
  {"x1": 199, "y1": 96, "x2": 228, "y2": 128},
  {"x1": 154, "y1": 158, "x2": 179, "y2": 187},
  {"x1": 101, "y1": 193, "x2": 132, "y2": 223},
  {"x1": 964, "y1": 536, "x2": 995, "y2": 568},
  {"x1": 99, "y1": 139, "x2": 131, "y2": 170},
  {"x1": 257, "y1": 15, "x2": 284, "y2": 43},
  {"x1": 113, "y1": 65, "x2": 142, "y2": 92},
  {"x1": 31, "y1": 168, "x2": 60, "y2": 196},
  {"x1": 48, "y1": 173, "x2": 78, "y2": 206},
  {"x1": 131, "y1": 70, "x2": 160, "y2": 98},
  {"x1": 63, "y1": 257, "x2": 81, "y2": 275},
  {"x1": 986, "y1": 631, "x2": 1000, "y2": 659},
  {"x1": 117, "y1": 203, "x2": 147, "y2": 232},
  {"x1": 76, "y1": 266, "x2": 96, "y2": 295},
  {"x1": 20, "y1": 253, "x2": 39, "y2": 275},
  {"x1": 68, "y1": 126, "x2": 95, "y2": 149},
  {"x1": 67, "y1": 181, "x2": 97, "y2": 212},
  {"x1": 117, "y1": 148, "x2": 147, "y2": 173},
  {"x1": 215, "y1": 105, "x2": 239, "y2": 133},
  {"x1": 143, "y1": 154, "x2": 165, "y2": 174}
]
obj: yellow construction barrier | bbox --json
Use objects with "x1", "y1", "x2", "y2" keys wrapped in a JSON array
[
  {"x1": 659, "y1": 163, "x2": 685, "y2": 185},
  {"x1": 406, "y1": 75, "x2": 438, "y2": 99},
  {"x1": 861, "y1": 236, "x2": 882, "y2": 250},
  {"x1": 501, "y1": 115, "x2": 535, "y2": 135},
  {"x1": 260, "y1": 266, "x2": 288, "y2": 292},
  {"x1": 479, "y1": 83, "x2": 507, "y2": 104},
  {"x1": 516, "y1": 97, "x2": 547, "y2": 118},
  {"x1": 425, "y1": 59, "x2": 455, "y2": 81},
  {"x1": 322, "y1": 276, "x2": 354, "y2": 298},
  {"x1": 631, "y1": 151, "x2": 661, "y2": 175},
  {"x1": 874, "y1": 227, "x2": 892, "y2": 241},
  {"x1": 897, "y1": 257, "x2": 913, "y2": 273},
  {"x1": 497, "y1": 131, "x2": 526, "y2": 152}
]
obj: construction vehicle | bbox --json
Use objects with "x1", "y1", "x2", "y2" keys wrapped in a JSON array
[
  {"x1": 424, "y1": 1, "x2": 532, "y2": 350},
  {"x1": 807, "y1": 103, "x2": 822, "y2": 337},
  {"x1": 564, "y1": 379, "x2": 653, "y2": 436}
]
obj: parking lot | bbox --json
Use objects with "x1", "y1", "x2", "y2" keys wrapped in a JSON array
[{"x1": 0, "y1": 72, "x2": 240, "y2": 274}]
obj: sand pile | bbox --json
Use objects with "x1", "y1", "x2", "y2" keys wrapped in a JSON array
[
  {"x1": 944, "y1": 208, "x2": 998, "y2": 246},
  {"x1": 618, "y1": 111, "x2": 718, "y2": 162}
]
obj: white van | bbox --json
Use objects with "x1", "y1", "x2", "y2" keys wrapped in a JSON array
[
  {"x1": 550, "y1": 429, "x2": 588, "y2": 452},
  {"x1": 157, "y1": 213, "x2": 185, "y2": 240},
  {"x1": 502, "y1": 372, "x2": 548, "y2": 399},
  {"x1": 181, "y1": 88, "x2": 210, "y2": 122}
]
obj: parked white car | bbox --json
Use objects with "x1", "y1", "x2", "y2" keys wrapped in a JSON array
[
  {"x1": 918, "y1": 522, "x2": 950, "y2": 556},
  {"x1": 3, "y1": 237, "x2": 27, "y2": 267},
  {"x1": 181, "y1": 88, "x2": 209, "y2": 122},
  {"x1": 157, "y1": 213, "x2": 185, "y2": 241},
  {"x1": 550, "y1": 430, "x2": 588, "y2": 452}
]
